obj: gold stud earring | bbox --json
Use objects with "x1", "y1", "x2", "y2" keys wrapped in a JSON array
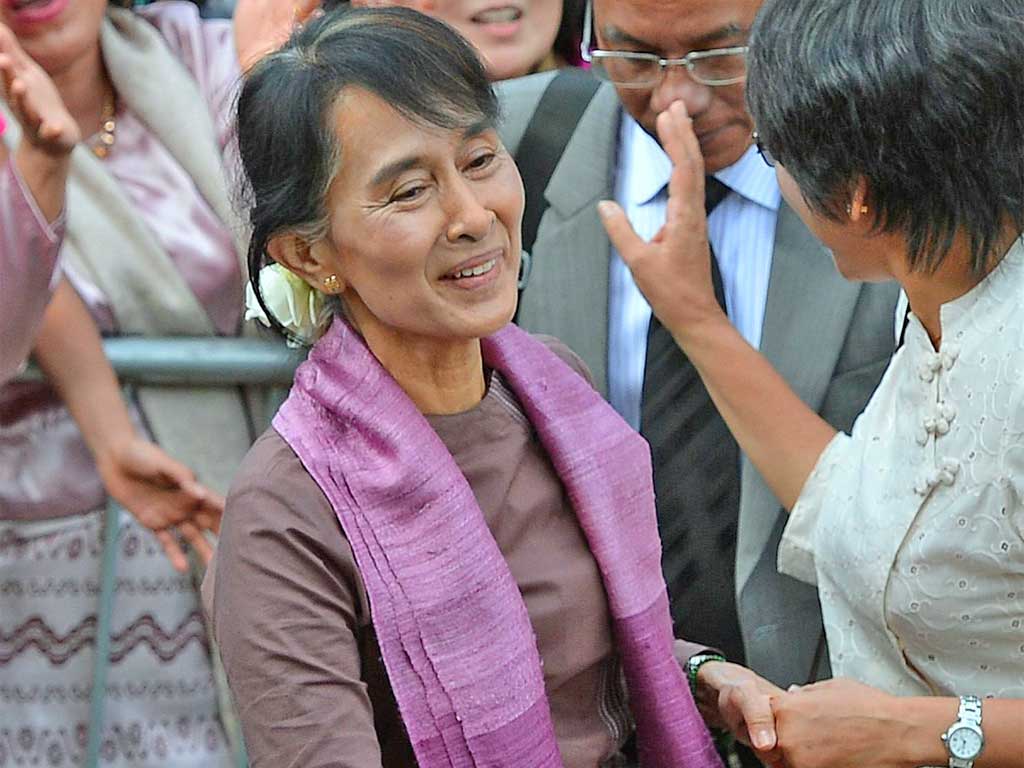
[
  {"x1": 846, "y1": 204, "x2": 869, "y2": 216},
  {"x1": 323, "y1": 274, "x2": 341, "y2": 294}
]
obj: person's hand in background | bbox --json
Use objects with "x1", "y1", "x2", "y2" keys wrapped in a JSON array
[{"x1": 233, "y1": 0, "x2": 321, "y2": 70}]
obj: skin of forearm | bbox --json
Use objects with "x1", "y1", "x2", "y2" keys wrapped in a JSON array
[
  {"x1": 897, "y1": 697, "x2": 1023, "y2": 768},
  {"x1": 31, "y1": 280, "x2": 137, "y2": 462},
  {"x1": 13, "y1": 140, "x2": 70, "y2": 223},
  {"x1": 669, "y1": 311, "x2": 837, "y2": 511}
]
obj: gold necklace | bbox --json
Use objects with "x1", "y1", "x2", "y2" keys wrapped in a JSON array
[{"x1": 90, "y1": 90, "x2": 117, "y2": 159}]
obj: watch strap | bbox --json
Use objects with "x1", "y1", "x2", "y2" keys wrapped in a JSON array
[
  {"x1": 686, "y1": 652, "x2": 726, "y2": 698},
  {"x1": 943, "y1": 695, "x2": 984, "y2": 768}
]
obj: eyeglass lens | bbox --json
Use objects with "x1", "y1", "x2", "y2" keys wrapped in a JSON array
[{"x1": 591, "y1": 51, "x2": 747, "y2": 87}]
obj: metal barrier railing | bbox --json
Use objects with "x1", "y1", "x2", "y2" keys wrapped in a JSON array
[
  {"x1": 17, "y1": 337, "x2": 304, "y2": 768},
  {"x1": 18, "y1": 336, "x2": 306, "y2": 386}
]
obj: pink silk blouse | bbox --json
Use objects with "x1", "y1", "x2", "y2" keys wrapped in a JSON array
[
  {"x1": 0, "y1": 158, "x2": 64, "y2": 385},
  {"x1": 0, "y1": 2, "x2": 243, "y2": 520}
]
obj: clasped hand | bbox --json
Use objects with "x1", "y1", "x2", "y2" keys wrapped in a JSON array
[{"x1": 697, "y1": 665, "x2": 910, "y2": 768}]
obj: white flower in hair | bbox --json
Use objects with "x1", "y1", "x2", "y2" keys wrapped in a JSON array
[{"x1": 245, "y1": 264, "x2": 328, "y2": 348}]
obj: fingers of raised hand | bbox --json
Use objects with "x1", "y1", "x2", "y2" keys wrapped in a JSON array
[
  {"x1": 657, "y1": 101, "x2": 704, "y2": 173},
  {"x1": 177, "y1": 520, "x2": 214, "y2": 566},
  {"x1": 0, "y1": 24, "x2": 27, "y2": 65},
  {"x1": 154, "y1": 528, "x2": 190, "y2": 573},
  {"x1": 597, "y1": 200, "x2": 646, "y2": 265},
  {"x1": 295, "y1": 0, "x2": 322, "y2": 22}
]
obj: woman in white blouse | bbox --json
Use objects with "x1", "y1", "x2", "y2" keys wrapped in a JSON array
[{"x1": 599, "y1": 0, "x2": 1024, "y2": 766}]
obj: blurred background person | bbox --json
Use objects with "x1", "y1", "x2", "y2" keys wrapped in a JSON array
[
  {"x1": 602, "y1": 0, "x2": 1024, "y2": 765},
  {"x1": 0, "y1": 0, "x2": 300, "y2": 764},
  {"x1": 353, "y1": 0, "x2": 584, "y2": 79}
]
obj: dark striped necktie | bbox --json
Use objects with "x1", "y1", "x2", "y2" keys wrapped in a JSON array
[{"x1": 640, "y1": 175, "x2": 746, "y2": 664}]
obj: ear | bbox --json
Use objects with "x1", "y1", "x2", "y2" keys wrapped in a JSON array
[
  {"x1": 266, "y1": 233, "x2": 348, "y2": 293},
  {"x1": 848, "y1": 176, "x2": 870, "y2": 223}
]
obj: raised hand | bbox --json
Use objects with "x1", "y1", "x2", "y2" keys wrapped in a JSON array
[
  {"x1": 597, "y1": 100, "x2": 724, "y2": 340},
  {"x1": 234, "y1": 0, "x2": 322, "y2": 70},
  {"x1": 96, "y1": 436, "x2": 224, "y2": 573},
  {"x1": 0, "y1": 22, "x2": 79, "y2": 155}
]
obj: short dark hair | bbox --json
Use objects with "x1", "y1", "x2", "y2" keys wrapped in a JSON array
[
  {"x1": 236, "y1": 6, "x2": 498, "y2": 339},
  {"x1": 747, "y1": 0, "x2": 1024, "y2": 274}
]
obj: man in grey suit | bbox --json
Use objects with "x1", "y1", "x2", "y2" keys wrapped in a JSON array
[{"x1": 497, "y1": 0, "x2": 899, "y2": 696}]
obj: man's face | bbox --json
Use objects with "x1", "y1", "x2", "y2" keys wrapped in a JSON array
[{"x1": 592, "y1": 0, "x2": 761, "y2": 172}]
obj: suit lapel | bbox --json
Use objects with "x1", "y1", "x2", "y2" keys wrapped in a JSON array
[
  {"x1": 736, "y1": 202, "x2": 862, "y2": 593},
  {"x1": 517, "y1": 86, "x2": 621, "y2": 396}
]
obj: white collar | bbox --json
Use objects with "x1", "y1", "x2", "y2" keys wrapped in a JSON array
[{"x1": 619, "y1": 113, "x2": 781, "y2": 212}]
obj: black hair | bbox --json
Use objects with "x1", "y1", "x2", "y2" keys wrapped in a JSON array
[
  {"x1": 553, "y1": 0, "x2": 585, "y2": 66},
  {"x1": 747, "y1": 0, "x2": 1024, "y2": 274},
  {"x1": 236, "y1": 5, "x2": 498, "y2": 339}
]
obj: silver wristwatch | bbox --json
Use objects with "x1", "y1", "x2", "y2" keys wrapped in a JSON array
[{"x1": 940, "y1": 695, "x2": 985, "y2": 768}]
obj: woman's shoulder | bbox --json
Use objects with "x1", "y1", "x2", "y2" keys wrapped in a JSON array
[
  {"x1": 217, "y1": 425, "x2": 371, "y2": 618},
  {"x1": 223, "y1": 427, "x2": 350, "y2": 556},
  {"x1": 531, "y1": 334, "x2": 596, "y2": 389}
]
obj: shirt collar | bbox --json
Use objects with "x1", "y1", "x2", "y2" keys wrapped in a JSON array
[
  {"x1": 619, "y1": 113, "x2": 781, "y2": 212},
  {"x1": 619, "y1": 114, "x2": 674, "y2": 207},
  {"x1": 714, "y1": 144, "x2": 781, "y2": 212}
]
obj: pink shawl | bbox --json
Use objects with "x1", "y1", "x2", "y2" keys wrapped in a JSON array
[{"x1": 273, "y1": 319, "x2": 721, "y2": 768}]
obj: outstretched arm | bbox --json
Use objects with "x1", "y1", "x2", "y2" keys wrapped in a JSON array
[
  {"x1": 0, "y1": 22, "x2": 78, "y2": 381},
  {"x1": 597, "y1": 101, "x2": 836, "y2": 511},
  {"x1": 771, "y1": 679, "x2": 1024, "y2": 768},
  {"x1": 32, "y1": 281, "x2": 223, "y2": 573}
]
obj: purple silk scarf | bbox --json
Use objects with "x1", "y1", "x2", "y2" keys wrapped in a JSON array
[{"x1": 274, "y1": 319, "x2": 722, "y2": 768}]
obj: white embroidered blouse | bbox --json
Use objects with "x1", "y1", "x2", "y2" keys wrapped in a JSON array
[{"x1": 779, "y1": 237, "x2": 1024, "y2": 698}]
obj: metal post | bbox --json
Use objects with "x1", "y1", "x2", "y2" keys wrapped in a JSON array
[{"x1": 84, "y1": 501, "x2": 122, "y2": 767}]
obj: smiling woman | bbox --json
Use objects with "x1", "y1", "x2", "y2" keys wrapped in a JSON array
[
  {"x1": 207, "y1": 6, "x2": 726, "y2": 768},
  {"x1": 349, "y1": 0, "x2": 582, "y2": 80}
]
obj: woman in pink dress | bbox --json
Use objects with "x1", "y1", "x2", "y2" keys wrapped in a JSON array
[{"x1": 0, "y1": 1, "x2": 300, "y2": 764}]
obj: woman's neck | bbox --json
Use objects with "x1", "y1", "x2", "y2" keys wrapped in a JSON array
[
  {"x1": 894, "y1": 227, "x2": 1020, "y2": 349},
  {"x1": 48, "y1": 41, "x2": 110, "y2": 139},
  {"x1": 358, "y1": 323, "x2": 487, "y2": 416}
]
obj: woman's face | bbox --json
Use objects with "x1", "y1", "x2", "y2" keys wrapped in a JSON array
[
  {"x1": 776, "y1": 165, "x2": 894, "y2": 283},
  {"x1": 412, "y1": 0, "x2": 563, "y2": 80},
  {"x1": 314, "y1": 88, "x2": 524, "y2": 347},
  {"x1": 0, "y1": 0, "x2": 106, "y2": 75}
]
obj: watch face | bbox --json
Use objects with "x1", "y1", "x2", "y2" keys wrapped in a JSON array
[{"x1": 949, "y1": 727, "x2": 983, "y2": 758}]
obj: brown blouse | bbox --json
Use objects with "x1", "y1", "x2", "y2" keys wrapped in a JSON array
[{"x1": 206, "y1": 341, "x2": 706, "y2": 767}]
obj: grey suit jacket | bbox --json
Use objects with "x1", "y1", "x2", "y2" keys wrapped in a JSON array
[{"x1": 496, "y1": 71, "x2": 901, "y2": 687}]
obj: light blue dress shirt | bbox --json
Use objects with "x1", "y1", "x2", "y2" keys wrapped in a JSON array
[{"x1": 608, "y1": 115, "x2": 782, "y2": 429}]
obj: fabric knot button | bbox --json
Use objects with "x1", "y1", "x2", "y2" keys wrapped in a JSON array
[
  {"x1": 939, "y1": 403, "x2": 958, "y2": 421},
  {"x1": 941, "y1": 344, "x2": 961, "y2": 370},
  {"x1": 914, "y1": 478, "x2": 931, "y2": 496},
  {"x1": 915, "y1": 426, "x2": 930, "y2": 446},
  {"x1": 941, "y1": 457, "x2": 961, "y2": 475},
  {"x1": 935, "y1": 418, "x2": 950, "y2": 436},
  {"x1": 918, "y1": 359, "x2": 940, "y2": 382},
  {"x1": 923, "y1": 417, "x2": 937, "y2": 433}
]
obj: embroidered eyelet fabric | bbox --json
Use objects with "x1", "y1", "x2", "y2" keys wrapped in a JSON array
[{"x1": 779, "y1": 238, "x2": 1024, "y2": 697}]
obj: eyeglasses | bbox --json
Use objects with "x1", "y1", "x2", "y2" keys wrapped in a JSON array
[
  {"x1": 580, "y1": 1, "x2": 749, "y2": 88},
  {"x1": 753, "y1": 132, "x2": 776, "y2": 167}
]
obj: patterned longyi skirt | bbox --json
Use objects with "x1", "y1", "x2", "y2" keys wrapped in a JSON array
[{"x1": 0, "y1": 508, "x2": 234, "y2": 767}]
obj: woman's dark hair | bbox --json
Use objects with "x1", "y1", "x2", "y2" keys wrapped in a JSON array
[
  {"x1": 236, "y1": 6, "x2": 498, "y2": 338},
  {"x1": 553, "y1": 0, "x2": 585, "y2": 67},
  {"x1": 746, "y1": 0, "x2": 1024, "y2": 274}
]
